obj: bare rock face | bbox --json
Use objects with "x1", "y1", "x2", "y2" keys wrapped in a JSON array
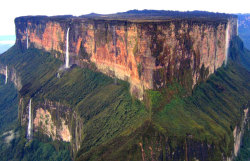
[
  {"x1": 33, "y1": 108, "x2": 71, "y2": 142},
  {"x1": 14, "y1": 16, "x2": 237, "y2": 100}
]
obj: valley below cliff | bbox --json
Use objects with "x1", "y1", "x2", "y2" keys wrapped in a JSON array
[{"x1": 0, "y1": 10, "x2": 249, "y2": 161}]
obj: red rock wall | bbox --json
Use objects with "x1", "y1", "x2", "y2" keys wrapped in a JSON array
[{"x1": 15, "y1": 17, "x2": 237, "y2": 100}]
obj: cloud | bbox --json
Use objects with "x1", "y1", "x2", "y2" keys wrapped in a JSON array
[{"x1": 2, "y1": 130, "x2": 19, "y2": 145}]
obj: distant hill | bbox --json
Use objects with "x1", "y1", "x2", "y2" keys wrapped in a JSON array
[
  {"x1": 79, "y1": 9, "x2": 236, "y2": 21},
  {"x1": 238, "y1": 14, "x2": 250, "y2": 50},
  {"x1": 0, "y1": 44, "x2": 13, "y2": 54},
  {"x1": 0, "y1": 35, "x2": 15, "y2": 54}
]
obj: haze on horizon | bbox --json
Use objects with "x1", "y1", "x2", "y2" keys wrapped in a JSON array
[{"x1": 1, "y1": 0, "x2": 250, "y2": 36}]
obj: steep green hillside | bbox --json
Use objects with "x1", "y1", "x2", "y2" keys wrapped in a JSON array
[
  {"x1": 0, "y1": 74, "x2": 18, "y2": 132},
  {"x1": 0, "y1": 74, "x2": 71, "y2": 161},
  {"x1": 75, "y1": 37, "x2": 250, "y2": 161},
  {"x1": 0, "y1": 45, "x2": 149, "y2": 160},
  {"x1": 0, "y1": 48, "x2": 72, "y2": 161},
  {"x1": 75, "y1": 61, "x2": 250, "y2": 161}
]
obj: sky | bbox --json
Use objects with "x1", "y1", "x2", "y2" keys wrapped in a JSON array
[{"x1": 0, "y1": 0, "x2": 250, "y2": 37}]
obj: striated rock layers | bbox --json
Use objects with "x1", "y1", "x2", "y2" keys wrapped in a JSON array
[{"x1": 15, "y1": 16, "x2": 237, "y2": 100}]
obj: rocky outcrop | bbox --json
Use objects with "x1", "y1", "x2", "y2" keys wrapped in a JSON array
[
  {"x1": 15, "y1": 15, "x2": 237, "y2": 100},
  {"x1": 18, "y1": 96, "x2": 83, "y2": 153},
  {"x1": 33, "y1": 100, "x2": 71, "y2": 142},
  {"x1": 33, "y1": 108, "x2": 71, "y2": 142}
]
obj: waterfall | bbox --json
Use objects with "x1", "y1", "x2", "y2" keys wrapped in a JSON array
[
  {"x1": 5, "y1": 66, "x2": 8, "y2": 84},
  {"x1": 224, "y1": 23, "x2": 230, "y2": 66},
  {"x1": 65, "y1": 28, "x2": 70, "y2": 68},
  {"x1": 26, "y1": 28, "x2": 29, "y2": 49},
  {"x1": 27, "y1": 99, "x2": 32, "y2": 140}
]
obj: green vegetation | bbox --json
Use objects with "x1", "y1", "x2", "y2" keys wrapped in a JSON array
[
  {"x1": 81, "y1": 9, "x2": 235, "y2": 23},
  {"x1": 0, "y1": 45, "x2": 149, "y2": 160},
  {"x1": 75, "y1": 38, "x2": 250, "y2": 160},
  {"x1": 0, "y1": 127, "x2": 71, "y2": 161},
  {"x1": 0, "y1": 74, "x2": 18, "y2": 133},
  {"x1": 0, "y1": 47, "x2": 73, "y2": 161},
  {"x1": 76, "y1": 61, "x2": 249, "y2": 161},
  {"x1": 154, "y1": 62, "x2": 249, "y2": 143},
  {"x1": 0, "y1": 46, "x2": 62, "y2": 99},
  {"x1": 0, "y1": 49, "x2": 72, "y2": 161},
  {"x1": 0, "y1": 34, "x2": 249, "y2": 161},
  {"x1": 39, "y1": 67, "x2": 112, "y2": 107}
]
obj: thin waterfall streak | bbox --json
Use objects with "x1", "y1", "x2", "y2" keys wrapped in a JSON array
[
  {"x1": 65, "y1": 28, "x2": 70, "y2": 68},
  {"x1": 225, "y1": 23, "x2": 230, "y2": 66},
  {"x1": 26, "y1": 28, "x2": 29, "y2": 49},
  {"x1": 27, "y1": 99, "x2": 32, "y2": 140},
  {"x1": 5, "y1": 66, "x2": 8, "y2": 84}
]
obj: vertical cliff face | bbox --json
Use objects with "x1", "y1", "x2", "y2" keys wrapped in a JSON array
[{"x1": 15, "y1": 16, "x2": 237, "y2": 99}]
